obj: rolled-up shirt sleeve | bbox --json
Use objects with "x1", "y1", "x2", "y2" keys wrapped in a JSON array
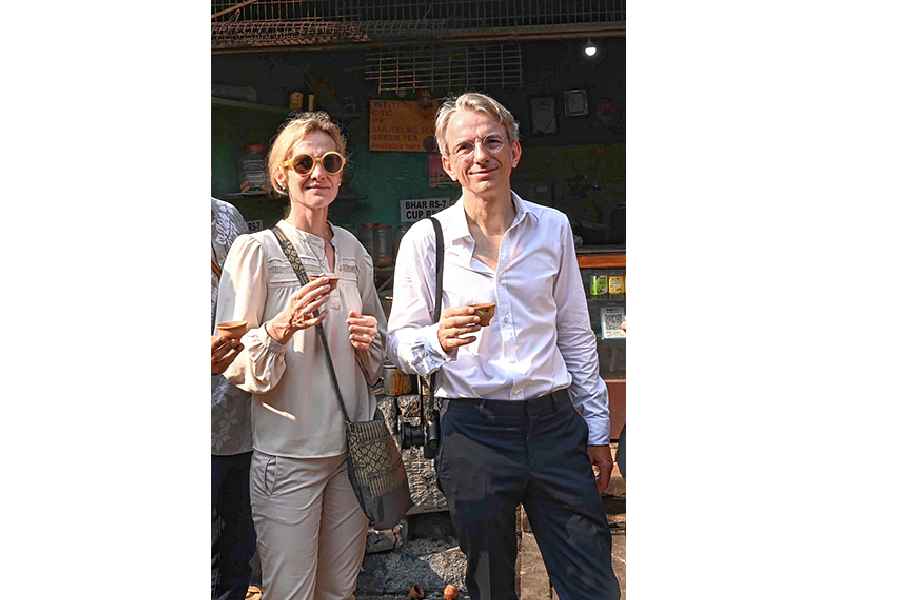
[
  {"x1": 216, "y1": 235, "x2": 289, "y2": 394},
  {"x1": 387, "y1": 221, "x2": 453, "y2": 376},
  {"x1": 553, "y1": 218, "x2": 610, "y2": 445}
]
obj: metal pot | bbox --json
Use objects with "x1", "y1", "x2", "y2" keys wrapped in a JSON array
[{"x1": 383, "y1": 363, "x2": 416, "y2": 396}]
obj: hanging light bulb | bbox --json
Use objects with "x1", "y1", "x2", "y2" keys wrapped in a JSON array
[{"x1": 584, "y1": 39, "x2": 598, "y2": 57}]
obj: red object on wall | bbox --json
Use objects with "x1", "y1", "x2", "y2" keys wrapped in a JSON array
[{"x1": 428, "y1": 154, "x2": 452, "y2": 187}]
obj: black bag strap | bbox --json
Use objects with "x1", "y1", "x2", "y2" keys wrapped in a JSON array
[
  {"x1": 429, "y1": 217, "x2": 444, "y2": 324},
  {"x1": 427, "y1": 216, "x2": 444, "y2": 395},
  {"x1": 269, "y1": 225, "x2": 351, "y2": 423}
]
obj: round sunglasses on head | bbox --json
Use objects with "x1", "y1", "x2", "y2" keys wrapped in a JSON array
[{"x1": 282, "y1": 151, "x2": 346, "y2": 175}]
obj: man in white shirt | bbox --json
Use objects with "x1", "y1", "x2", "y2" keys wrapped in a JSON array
[{"x1": 388, "y1": 94, "x2": 620, "y2": 600}]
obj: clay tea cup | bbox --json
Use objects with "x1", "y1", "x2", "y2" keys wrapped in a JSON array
[
  {"x1": 323, "y1": 275, "x2": 340, "y2": 292},
  {"x1": 215, "y1": 320, "x2": 248, "y2": 340},
  {"x1": 469, "y1": 302, "x2": 496, "y2": 327}
]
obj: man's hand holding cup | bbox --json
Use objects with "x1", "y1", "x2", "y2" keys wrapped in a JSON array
[{"x1": 437, "y1": 306, "x2": 484, "y2": 353}]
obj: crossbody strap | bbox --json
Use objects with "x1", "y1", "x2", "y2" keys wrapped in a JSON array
[
  {"x1": 269, "y1": 225, "x2": 351, "y2": 423},
  {"x1": 211, "y1": 241, "x2": 223, "y2": 279},
  {"x1": 427, "y1": 217, "x2": 444, "y2": 395}
]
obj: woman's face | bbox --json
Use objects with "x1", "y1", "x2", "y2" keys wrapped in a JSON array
[{"x1": 276, "y1": 130, "x2": 344, "y2": 212}]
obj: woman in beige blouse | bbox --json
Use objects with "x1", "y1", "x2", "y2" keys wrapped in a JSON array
[{"x1": 215, "y1": 112, "x2": 387, "y2": 600}]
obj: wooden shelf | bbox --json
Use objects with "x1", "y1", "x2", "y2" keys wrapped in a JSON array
[
  {"x1": 212, "y1": 97, "x2": 361, "y2": 121},
  {"x1": 212, "y1": 97, "x2": 288, "y2": 115},
  {"x1": 219, "y1": 191, "x2": 276, "y2": 201},
  {"x1": 577, "y1": 253, "x2": 625, "y2": 269},
  {"x1": 332, "y1": 112, "x2": 362, "y2": 121}
]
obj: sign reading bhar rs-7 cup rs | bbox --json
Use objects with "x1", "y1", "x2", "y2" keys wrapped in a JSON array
[{"x1": 401, "y1": 198, "x2": 451, "y2": 223}]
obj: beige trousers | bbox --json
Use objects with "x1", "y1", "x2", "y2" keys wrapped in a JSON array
[{"x1": 250, "y1": 451, "x2": 368, "y2": 600}]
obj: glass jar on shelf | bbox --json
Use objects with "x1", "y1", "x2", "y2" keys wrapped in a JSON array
[
  {"x1": 608, "y1": 269, "x2": 625, "y2": 301},
  {"x1": 238, "y1": 143, "x2": 268, "y2": 193},
  {"x1": 589, "y1": 270, "x2": 609, "y2": 300}
]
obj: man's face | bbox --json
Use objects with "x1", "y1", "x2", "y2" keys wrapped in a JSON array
[{"x1": 441, "y1": 109, "x2": 521, "y2": 197}]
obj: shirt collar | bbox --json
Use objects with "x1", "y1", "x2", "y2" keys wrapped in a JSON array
[
  {"x1": 444, "y1": 191, "x2": 536, "y2": 242},
  {"x1": 275, "y1": 219, "x2": 334, "y2": 250}
]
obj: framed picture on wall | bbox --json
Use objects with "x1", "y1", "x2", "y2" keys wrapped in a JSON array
[
  {"x1": 529, "y1": 96, "x2": 557, "y2": 135},
  {"x1": 564, "y1": 89, "x2": 589, "y2": 117}
]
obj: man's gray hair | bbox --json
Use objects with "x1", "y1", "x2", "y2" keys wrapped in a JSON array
[{"x1": 434, "y1": 92, "x2": 520, "y2": 156}]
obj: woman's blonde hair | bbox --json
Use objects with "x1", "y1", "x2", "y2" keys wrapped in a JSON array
[
  {"x1": 267, "y1": 112, "x2": 348, "y2": 195},
  {"x1": 434, "y1": 93, "x2": 520, "y2": 156}
]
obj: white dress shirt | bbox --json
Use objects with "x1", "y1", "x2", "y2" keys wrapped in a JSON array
[{"x1": 387, "y1": 192, "x2": 610, "y2": 445}]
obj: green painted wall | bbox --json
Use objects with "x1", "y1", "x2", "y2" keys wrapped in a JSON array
[{"x1": 211, "y1": 38, "x2": 625, "y2": 236}]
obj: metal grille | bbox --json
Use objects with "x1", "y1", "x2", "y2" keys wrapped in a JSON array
[
  {"x1": 365, "y1": 43, "x2": 522, "y2": 93},
  {"x1": 212, "y1": 0, "x2": 624, "y2": 50}
]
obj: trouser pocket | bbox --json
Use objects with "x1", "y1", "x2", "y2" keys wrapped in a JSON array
[{"x1": 251, "y1": 451, "x2": 278, "y2": 497}]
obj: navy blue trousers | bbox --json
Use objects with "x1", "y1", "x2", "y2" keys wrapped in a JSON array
[
  {"x1": 212, "y1": 452, "x2": 255, "y2": 600},
  {"x1": 436, "y1": 391, "x2": 620, "y2": 600}
]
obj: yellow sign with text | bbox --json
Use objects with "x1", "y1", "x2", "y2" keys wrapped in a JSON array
[{"x1": 369, "y1": 100, "x2": 436, "y2": 152}]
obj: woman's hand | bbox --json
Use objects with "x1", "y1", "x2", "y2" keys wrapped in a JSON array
[
  {"x1": 211, "y1": 335, "x2": 243, "y2": 375},
  {"x1": 347, "y1": 310, "x2": 378, "y2": 353},
  {"x1": 266, "y1": 276, "x2": 333, "y2": 344}
]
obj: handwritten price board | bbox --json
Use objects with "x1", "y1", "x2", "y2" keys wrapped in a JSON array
[{"x1": 369, "y1": 99, "x2": 436, "y2": 152}]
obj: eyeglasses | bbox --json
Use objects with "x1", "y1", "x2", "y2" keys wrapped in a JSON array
[
  {"x1": 449, "y1": 135, "x2": 506, "y2": 160},
  {"x1": 282, "y1": 152, "x2": 346, "y2": 175}
]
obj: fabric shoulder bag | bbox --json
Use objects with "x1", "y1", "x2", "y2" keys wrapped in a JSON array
[{"x1": 270, "y1": 225, "x2": 411, "y2": 530}]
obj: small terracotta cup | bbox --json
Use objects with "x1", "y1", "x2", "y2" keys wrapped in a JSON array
[
  {"x1": 215, "y1": 320, "x2": 248, "y2": 340},
  {"x1": 469, "y1": 302, "x2": 496, "y2": 327},
  {"x1": 323, "y1": 275, "x2": 340, "y2": 292}
]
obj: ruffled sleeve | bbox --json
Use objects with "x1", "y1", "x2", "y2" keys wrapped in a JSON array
[{"x1": 215, "y1": 234, "x2": 289, "y2": 394}]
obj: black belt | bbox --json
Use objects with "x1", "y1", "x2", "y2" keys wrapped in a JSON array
[{"x1": 445, "y1": 388, "x2": 571, "y2": 417}]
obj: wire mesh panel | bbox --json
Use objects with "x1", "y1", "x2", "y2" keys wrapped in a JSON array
[
  {"x1": 365, "y1": 43, "x2": 522, "y2": 94},
  {"x1": 212, "y1": 0, "x2": 625, "y2": 24},
  {"x1": 212, "y1": 0, "x2": 624, "y2": 49},
  {"x1": 213, "y1": 20, "x2": 369, "y2": 48}
]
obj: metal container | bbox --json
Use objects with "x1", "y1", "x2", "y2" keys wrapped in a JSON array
[
  {"x1": 383, "y1": 364, "x2": 417, "y2": 396},
  {"x1": 372, "y1": 223, "x2": 394, "y2": 268},
  {"x1": 394, "y1": 223, "x2": 412, "y2": 258},
  {"x1": 358, "y1": 223, "x2": 376, "y2": 257}
]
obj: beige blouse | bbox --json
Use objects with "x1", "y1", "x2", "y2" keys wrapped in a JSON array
[{"x1": 216, "y1": 220, "x2": 387, "y2": 458}]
